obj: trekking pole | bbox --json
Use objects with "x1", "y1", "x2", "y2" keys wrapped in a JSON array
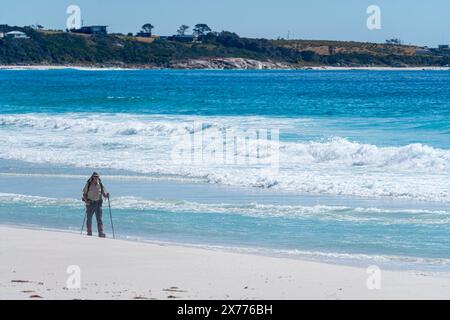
[
  {"x1": 80, "y1": 213, "x2": 87, "y2": 235},
  {"x1": 108, "y1": 197, "x2": 116, "y2": 239}
]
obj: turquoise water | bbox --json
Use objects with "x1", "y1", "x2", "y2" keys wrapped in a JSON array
[{"x1": 0, "y1": 69, "x2": 449, "y2": 271}]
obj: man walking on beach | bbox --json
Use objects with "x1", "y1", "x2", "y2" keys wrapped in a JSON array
[{"x1": 83, "y1": 172, "x2": 110, "y2": 238}]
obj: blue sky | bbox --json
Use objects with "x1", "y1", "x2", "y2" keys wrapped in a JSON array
[{"x1": 0, "y1": 0, "x2": 448, "y2": 47}]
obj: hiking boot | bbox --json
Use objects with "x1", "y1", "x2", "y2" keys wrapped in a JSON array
[{"x1": 98, "y1": 224, "x2": 105, "y2": 238}]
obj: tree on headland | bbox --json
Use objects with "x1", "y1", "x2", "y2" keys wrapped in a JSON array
[
  {"x1": 193, "y1": 24, "x2": 211, "y2": 37},
  {"x1": 177, "y1": 25, "x2": 189, "y2": 36},
  {"x1": 386, "y1": 38, "x2": 402, "y2": 45},
  {"x1": 141, "y1": 23, "x2": 154, "y2": 36}
]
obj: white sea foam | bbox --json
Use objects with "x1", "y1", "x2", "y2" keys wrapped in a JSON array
[
  {"x1": 1, "y1": 193, "x2": 449, "y2": 225},
  {"x1": 195, "y1": 244, "x2": 450, "y2": 268},
  {"x1": 0, "y1": 172, "x2": 203, "y2": 183},
  {"x1": 1, "y1": 113, "x2": 449, "y2": 202}
]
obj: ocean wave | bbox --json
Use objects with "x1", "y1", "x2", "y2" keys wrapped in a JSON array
[
  {"x1": 0, "y1": 193, "x2": 80, "y2": 207},
  {"x1": 0, "y1": 113, "x2": 316, "y2": 138},
  {"x1": 283, "y1": 137, "x2": 450, "y2": 171},
  {"x1": 0, "y1": 113, "x2": 449, "y2": 202},
  {"x1": 1, "y1": 193, "x2": 449, "y2": 225},
  {"x1": 2, "y1": 114, "x2": 448, "y2": 170},
  {"x1": 0, "y1": 114, "x2": 195, "y2": 136},
  {"x1": 0, "y1": 172, "x2": 203, "y2": 183}
]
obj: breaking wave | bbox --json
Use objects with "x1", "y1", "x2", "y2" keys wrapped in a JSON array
[{"x1": 1, "y1": 113, "x2": 449, "y2": 202}]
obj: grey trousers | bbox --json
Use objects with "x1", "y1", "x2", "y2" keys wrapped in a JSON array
[{"x1": 86, "y1": 200, "x2": 103, "y2": 234}]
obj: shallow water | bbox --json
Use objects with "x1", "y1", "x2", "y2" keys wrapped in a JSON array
[{"x1": 0, "y1": 70, "x2": 449, "y2": 272}]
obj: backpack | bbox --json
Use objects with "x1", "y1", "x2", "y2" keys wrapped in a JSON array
[{"x1": 82, "y1": 178, "x2": 105, "y2": 202}]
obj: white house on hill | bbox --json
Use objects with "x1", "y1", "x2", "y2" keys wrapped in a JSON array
[{"x1": 6, "y1": 31, "x2": 29, "y2": 39}]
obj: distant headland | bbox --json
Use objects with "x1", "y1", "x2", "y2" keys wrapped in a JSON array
[{"x1": 0, "y1": 24, "x2": 449, "y2": 69}]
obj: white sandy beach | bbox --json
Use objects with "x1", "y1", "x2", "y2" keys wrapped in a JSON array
[
  {"x1": 0, "y1": 65, "x2": 138, "y2": 71},
  {"x1": 1, "y1": 226, "x2": 450, "y2": 300}
]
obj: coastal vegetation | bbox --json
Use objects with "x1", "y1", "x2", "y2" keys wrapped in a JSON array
[{"x1": 0, "y1": 25, "x2": 448, "y2": 68}]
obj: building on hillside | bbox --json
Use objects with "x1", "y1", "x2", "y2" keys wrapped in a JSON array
[
  {"x1": 415, "y1": 47, "x2": 432, "y2": 55},
  {"x1": 70, "y1": 25, "x2": 108, "y2": 35},
  {"x1": 167, "y1": 34, "x2": 197, "y2": 42},
  {"x1": 0, "y1": 32, "x2": 4, "y2": 38},
  {"x1": 136, "y1": 31, "x2": 152, "y2": 38},
  {"x1": 436, "y1": 45, "x2": 450, "y2": 56},
  {"x1": 5, "y1": 31, "x2": 29, "y2": 39},
  {"x1": 427, "y1": 45, "x2": 450, "y2": 57}
]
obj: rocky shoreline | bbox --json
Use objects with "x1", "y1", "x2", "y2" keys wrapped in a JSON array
[
  {"x1": 1, "y1": 58, "x2": 449, "y2": 71},
  {"x1": 169, "y1": 58, "x2": 294, "y2": 70}
]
